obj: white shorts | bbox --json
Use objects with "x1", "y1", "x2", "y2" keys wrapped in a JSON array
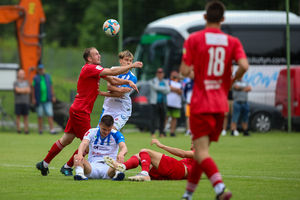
[
  {"x1": 86, "y1": 161, "x2": 110, "y2": 179},
  {"x1": 98, "y1": 110, "x2": 129, "y2": 131}
]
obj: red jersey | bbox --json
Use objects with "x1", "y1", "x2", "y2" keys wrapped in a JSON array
[
  {"x1": 182, "y1": 27, "x2": 246, "y2": 114},
  {"x1": 71, "y1": 63, "x2": 104, "y2": 114},
  {"x1": 180, "y1": 157, "x2": 194, "y2": 177}
]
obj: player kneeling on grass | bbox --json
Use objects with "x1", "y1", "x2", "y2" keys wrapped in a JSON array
[
  {"x1": 104, "y1": 139, "x2": 194, "y2": 181},
  {"x1": 73, "y1": 115, "x2": 127, "y2": 181}
]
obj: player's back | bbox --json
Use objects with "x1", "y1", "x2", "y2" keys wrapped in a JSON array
[{"x1": 185, "y1": 27, "x2": 246, "y2": 113}]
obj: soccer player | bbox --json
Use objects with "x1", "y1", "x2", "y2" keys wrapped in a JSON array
[
  {"x1": 73, "y1": 115, "x2": 127, "y2": 181},
  {"x1": 179, "y1": 1, "x2": 249, "y2": 200},
  {"x1": 104, "y1": 139, "x2": 194, "y2": 181},
  {"x1": 36, "y1": 47, "x2": 142, "y2": 176},
  {"x1": 97, "y1": 50, "x2": 137, "y2": 138}
]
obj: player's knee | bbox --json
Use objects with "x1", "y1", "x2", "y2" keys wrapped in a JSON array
[{"x1": 140, "y1": 148, "x2": 150, "y2": 153}]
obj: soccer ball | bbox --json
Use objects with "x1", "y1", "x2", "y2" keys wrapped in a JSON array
[{"x1": 103, "y1": 19, "x2": 120, "y2": 37}]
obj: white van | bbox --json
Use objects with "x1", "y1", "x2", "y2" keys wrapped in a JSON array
[{"x1": 133, "y1": 11, "x2": 300, "y2": 106}]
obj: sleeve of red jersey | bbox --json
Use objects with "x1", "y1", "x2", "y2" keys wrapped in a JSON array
[
  {"x1": 87, "y1": 64, "x2": 104, "y2": 77},
  {"x1": 234, "y1": 38, "x2": 247, "y2": 62},
  {"x1": 182, "y1": 38, "x2": 193, "y2": 67}
]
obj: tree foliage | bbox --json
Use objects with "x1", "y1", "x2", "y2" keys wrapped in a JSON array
[{"x1": 0, "y1": 0, "x2": 299, "y2": 52}]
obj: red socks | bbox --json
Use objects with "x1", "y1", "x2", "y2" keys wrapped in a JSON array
[
  {"x1": 201, "y1": 157, "x2": 223, "y2": 187},
  {"x1": 186, "y1": 157, "x2": 223, "y2": 193},
  {"x1": 44, "y1": 140, "x2": 64, "y2": 163},
  {"x1": 139, "y1": 151, "x2": 151, "y2": 172},
  {"x1": 186, "y1": 160, "x2": 203, "y2": 192},
  {"x1": 123, "y1": 155, "x2": 140, "y2": 170}
]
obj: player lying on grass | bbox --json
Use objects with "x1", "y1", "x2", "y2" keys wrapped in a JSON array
[
  {"x1": 73, "y1": 115, "x2": 127, "y2": 181},
  {"x1": 104, "y1": 139, "x2": 194, "y2": 181}
]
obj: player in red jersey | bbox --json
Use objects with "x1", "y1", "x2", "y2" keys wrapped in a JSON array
[
  {"x1": 36, "y1": 47, "x2": 143, "y2": 176},
  {"x1": 104, "y1": 139, "x2": 194, "y2": 181},
  {"x1": 180, "y1": 1, "x2": 249, "y2": 200}
]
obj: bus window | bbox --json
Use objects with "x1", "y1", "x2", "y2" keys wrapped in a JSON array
[
  {"x1": 231, "y1": 27, "x2": 285, "y2": 65},
  {"x1": 135, "y1": 34, "x2": 172, "y2": 80},
  {"x1": 291, "y1": 28, "x2": 300, "y2": 64}
]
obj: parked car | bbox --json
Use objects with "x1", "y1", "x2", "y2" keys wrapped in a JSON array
[
  {"x1": 128, "y1": 82, "x2": 284, "y2": 132},
  {"x1": 275, "y1": 67, "x2": 300, "y2": 130}
]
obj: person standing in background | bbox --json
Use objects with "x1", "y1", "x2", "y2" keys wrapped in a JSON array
[
  {"x1": 221, "y1": 89, "x2": 233, "y2": 136},
  {"x1": 230, "y1": 77, "x2": 251, "y2": 136},
  {"x1": 149, "y1": 68, "x2": 170, "y2": 138},
  {"x1": 14, "y1": 69, "x2": 31, "y2": 134},
  {"x1": 166, "y1": 70, "x2": 183, "y2": 137},
  {"x1": 32, "y1": 64, "x2": 57, "y2": 134},
  {"x1": 182, "y1": 71, "x2": 194, "y2": 136}
]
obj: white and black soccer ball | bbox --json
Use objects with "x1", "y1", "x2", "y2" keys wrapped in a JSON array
[{"x1": 103, "y1": 19, "x2": 120, "y2": 37}]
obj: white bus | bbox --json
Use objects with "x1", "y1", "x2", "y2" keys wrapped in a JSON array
[{"x1": 133, "y1": 11, "x2": 300, "y2": 106}]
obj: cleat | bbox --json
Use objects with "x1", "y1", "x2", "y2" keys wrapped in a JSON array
[
  {"x1": 181, "y1": 191, "x2": 192, "y2": 200},
  {"x1": 60, "y1": 165, "x2": 73, "y2": 176},
  {"x1": 74, "y1": 174, "x2": 88, "y2": 181},
  {"x1": 112, "y1": 172, "x2": 125, "y2": 181},
  {"x1": 181, "y1": 195, "x2": 192, "y2": 200},
  {"x1": 104, "y1": 156, "x2": 126, "y2": 172},
  {"x1": 36, "y1": 161, "x2": 49, "y2": 176},
  {"x1": 216, "y1": 188, "x2": 232, "y2": 200},
  {"x1": 128, "y1": 173, "x2": 151, "y2": 181}
]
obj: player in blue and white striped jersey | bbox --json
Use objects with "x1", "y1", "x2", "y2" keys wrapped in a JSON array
[
  {"x1": 73, "y1": 115, "x2": 127, "y2": 181},
  {"x1": 98, "y1": 50, "x2": 137, "y2": 131}
]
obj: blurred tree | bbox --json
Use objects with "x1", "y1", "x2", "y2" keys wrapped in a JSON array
[{"x1": 1, "y1": 0, "x2": 299, "y2": 51}]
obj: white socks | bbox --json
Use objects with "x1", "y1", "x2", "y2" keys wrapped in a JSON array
[
  {"x1": 43, "y1": 161, "x2": 49, "y2": 168},
  {"x1": 75, "y1": 166, "x2": 84, "y2": 175},
  {"x1": 64, "y1": 163, "x2": 72, "y2": 168},
  {"x1": 214, "y1": 183, "x2": 225, "y2": 195},
  {"x1": 140, "y1": 171, "x2": 149, "y2": 176}
]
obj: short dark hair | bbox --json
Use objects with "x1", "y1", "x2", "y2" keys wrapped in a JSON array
[
  {"x1": 100, "y1": 115, "x2": 114, "y2": 127},
  {"x1": 205, "y1": 0, "x2": 225, "y2": 23},
  {"x1": 83, "y1": 47, "x2": 96, "y2": 62}
]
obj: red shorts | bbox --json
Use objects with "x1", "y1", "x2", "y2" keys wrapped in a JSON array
[
  {"x1": 64, "y1": 107, "x2": 91, "y2": 140},
  {"x1": 190, "y1": 113, "x2": 224, "y2": 142},
  {"x1": 149, "y1": 154, "x2": 186, "y2": 180}
]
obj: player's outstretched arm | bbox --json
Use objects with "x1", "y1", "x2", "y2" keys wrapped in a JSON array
[
  {"x1": 117, "y1": 142, "x2": 128, "y2": 163},
  {"x1": 151, "y1": 139, "x2": 194, "y2": 158},
  {"x1": 100, "y1": 61, "x2": 143, "y2": 76},
  {"x1": 104, "y1": 76, "x2": 139, "y2": 93},
  {"x1": 77, "y1": 139, "x2": 89, "y2": 162}
]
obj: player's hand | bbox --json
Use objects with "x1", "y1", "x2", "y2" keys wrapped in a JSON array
[
  {"x1": 151, "y1": 139, "x2": 163, "y2": 148},
  {"x1": 128, "y1": 81, "x2": 139, "y2": 93},
  {"x1": 131, "y1": 61, "x2": 143, "y2": 69},
  {"x1": 117, "y1": 154, "x2": 124, "y2": 163},
  {"x1": 76, "y1": 155, "x2": 84, "y2": 163},
  {"x1": 120, "y1": 87, "x2": 131, "y2": 93}
]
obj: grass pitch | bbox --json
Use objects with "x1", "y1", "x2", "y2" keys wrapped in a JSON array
[{"x1": 0, "y1": 130, "x2": 299, "y2": 200}]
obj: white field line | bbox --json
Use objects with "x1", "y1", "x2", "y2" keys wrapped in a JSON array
[
  {"x1": 1, "y1": 163, "x2": 300, "y2": 182},
  {"x1": 0, "y1": 163, "x2": 56, "y2": 169}
]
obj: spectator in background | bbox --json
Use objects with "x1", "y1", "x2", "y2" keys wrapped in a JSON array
[
  {"x1": 182, "y1": 71, "x2": 194, "y2": 136},
  {"x1": 221, "y1": 89, "x2": 233, "y2": 136},
  {"x1": 231, "y1": 77, "x2": 252, "y2": 136},
  {"x1": 149, "y1": 68, "x2": 170, "y2": 138},
  {"x1": 166, "y1": 70, "x2": 183, "y2": 137},
  {"x1": 32, "y1": 64, "x2": 57, "y2": 134},
  {"x1": 14, "y1": 69, "x2": 31, "y2": 134}
]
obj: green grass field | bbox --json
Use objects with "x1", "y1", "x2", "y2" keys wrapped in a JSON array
[{"x1": 0, "y1": 130, "x2": 300, "y2": 200}]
